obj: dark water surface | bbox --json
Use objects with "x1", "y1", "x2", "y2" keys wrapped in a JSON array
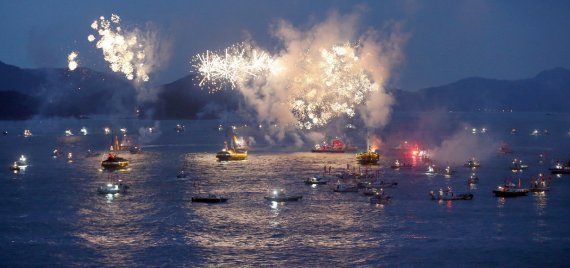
[{"x1": 1, "y1": 113, "x2": 570, "y2": 267}]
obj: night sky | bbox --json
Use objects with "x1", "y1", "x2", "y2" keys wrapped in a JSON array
[{"x1": 1, "y1": 0, "x2": 569, "y2": 90}]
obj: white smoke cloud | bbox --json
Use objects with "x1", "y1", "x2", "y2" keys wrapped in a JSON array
[{"x1": 430, "y1": 128, "x2": 499, "y2": 164}]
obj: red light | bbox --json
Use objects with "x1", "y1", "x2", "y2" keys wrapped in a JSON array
[{"x1": 412, "y1": 150, "x2": 418, "y2": 156}]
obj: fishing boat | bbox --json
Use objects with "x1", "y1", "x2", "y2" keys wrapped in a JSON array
[
  {"x1": 443, "y1": 165, "x2": 456, "y2": 176},
  {"x1": 464, "y1": 158, "x2": 481, "y2": 168},
  {"x1": 191, "y1": 193, "x2": 228, "y2": 203},
  {"x1": 264, "y1": 189, "x2": 302, "y2": 202},
  {"x1": 425, "y1": 164, "x2": 437, "y2": 175},
  {"x1": 549, "y1": 160, "x2": 570, "y2": 174},
  {"x1": 304, "y1": 175, "x2": 329, "y2": 185},
  {"x1": 216, "y1": 134, "x2": 248, "y2": 161},
  {"x1": 430, "y1": 187, "x2": 473, "y2": 200},
  {"x1": 493, "y1": 180, "x2": 529, "y2": 197},
  {"x1": 101, "y1": 136, "x2": 129, "y2": 170},
  {"x1": 97, "y1": 174, "x2": 128, "y2": 195}
]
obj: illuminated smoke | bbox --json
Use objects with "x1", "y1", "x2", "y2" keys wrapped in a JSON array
[
  {"x1": 67, "y1": 51, "x2": 79, "y2": 71},
  {"x1": 88, "y1": 14, "x2": 162, "y2": 84},
  {"x1": 192, "y1": 11, "x2": 407, "y2": 134}
]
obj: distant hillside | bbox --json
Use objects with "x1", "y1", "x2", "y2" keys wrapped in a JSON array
[
  {"x1": 1, "y1": 60, "x2": 569, "y2": 120},
  {"x1": 392, "y1": 67, "x2": 570, "y2": 112}
]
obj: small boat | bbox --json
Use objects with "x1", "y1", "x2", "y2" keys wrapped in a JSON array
[
  {"x1": 52, "y1": 149, "x2": 63, "y2": 158},
  {"x1": 85, "y1": 149, "x2": 101, "y2": 158},
  {"x1": 510, "y1": 159, "x2": 528, "y2": 171},
  {"x1": 16, "y1": 155, "x2": 27, "y2": 166},
  {"x1": 129, "y1": 146, "x2": 142, "y2": 154},
  {"x1": 390, "y1": 159, "x2": 413, "y2": 169},
  {"x1": 464, "y1": 158, "x2": 480, "y2": 168},
  {"x1": 97, "y1": 175, "x2": 128, "y2": 195},
  {"x1": 467, "y1": 173, "x2": 479, "y2": 184},
  {"x1": 529, "y1": 174, "x2": 550, "y2": 192},
  {"x1": 216, "y1": 134, "x2": 248, "y2": 161},
  {"x1": 333, "y1": 182, "x2": 359, "y2": 192},
  {"x1": 530, "y1": 129, "x2": 541, "y2": 136},
  {"x1": 499, "y1": 143, "x2": 512, "y2": 154},
  {"x1": 511, "y1": 128, "x2": 517, "y2": 135},
  {"x1": 191, "y1": 193, "x2": 228, "y2": 203},
  {"x1": 443, "y1": 166, "x2": 456, "y2": 176},
  {"x1": 64, "y1": 129, "x2": 74, "y2": 136},
  {"x1": 549, "y1": 160, "x2": 570, "y2": 174},
  {"x1": 425, "y1": 165, "x2": 437, "y2": 175},
  {"x1": 101, "y1": 136, "x2": 129, "y2": 169},
  {"x1": 101, "y1": 153, "x2": 129, "y2": 170},
  {"x1": 23, "y1": 129, "x2": 32, "y2": 137},
  {"x1": 9, "y1": 162, "x2": 20, "y2": 171},
  {"x1": 430, "y1": 188, "x2": 473, "y2": 200},
  {"x1": 264, "y1": 189, "x2": 302, "y2": 202},
  {"x1": 176, "y1": 170, "x2": 187, "y2": 178},
  {"x1": 362, "y1": 187, "x2": 381, "y2": 196},
  {"x1": 304, "y1": 175, "x2": 329, "y2": 185},
  {"x1": 370, "y1": 191, "x2": 392, "y2": 204},
  {"x1": 356, "y1": 151, "x2": 380, "y2": 165},
  {"x1": 493, "y1": 180, "x2": 529, "y2": 197},
  {"x1": 175, "y1": 124, "x2": 185, "y2": 133},
  {"x1": 80, "y1": 127, "x2": 88, "y2": 135}
]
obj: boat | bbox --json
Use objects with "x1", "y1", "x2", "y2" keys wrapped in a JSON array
[
  {"x1": 549, "y1": 160, "x2": 570, "y2": 174},
  {"x1": 510, "y1": 159, "x2": 528, "y2": 171},
  {"x1": 97, "y1": 175, "x2": 128, "y2": 195},
  {"x1": 264, "y1": 189, "x2": 302, "y2": 202},
  {"x1": 425, "y1": 164, "x2": 437, "y2": 175},
  {"x1": 443, "y1": 165, "x2": 456, "y2": 176},
  {"x1": 16, "y1": 155, "x2": 27, "y2": 166},
  {"x1": 499, "y1": 143, "x2": 512, "y2": 154},
  {"x1": 390, "y1": 159, "x2": 413, "y2": 169},
  {"x1": 529, "y1": 174, "x2": 550, "y2": 192},
  {"x1": 511, "y1": 128, "x2": 517, "y2": 135},
  {"x1": 85, "y1": 149, "x2": 101, "y2": 158},
  {"x1": 304, "y1": 175, "x2": 329, "y2": 185},
  {"x1": 333, "y1": 182, "x2": 359, "y2": 192},
  {"x1": 101, "y1": 136, "x2": 129, "y2": 170},
  {"x1": 65, "y1": 129, "x2": 74, "y2": 136},
  {"x1": 464, "y1": 158, "x2": 480, "y2": 168},
  {"x1": 356, "y1": 151, "x2": 380, "y2": 165},
  {"x1": 311, "y1": 138, "x2": 355, "y2": 153},
  {"x1": 175, "y1": 124, "x2": 185, "y2": 133},
  {"x1": 119, "y1": 135, "x2": 137, "y2": 151},
  {"x1": 129, "y1": 146, "x2": 142, "y2": 154},
  {"x1": 23, "y1": 129, "x2": 32, "y2": 137},
  {"x1": 467, "y1": 173, "x2": 479, "y2": 184},
  {"x1": 9, "y1": 162, "x2": 20, "y2": 171},
  {"x1": 430, "y1": 187, "x2": 473, "y2": 200},
  {"x1": 176, "y1": 170, "x2": 187, "y2": 178},
  {"x1": 191, "y1": 193, "x2": 228, "y2": 203},
  {"x1": 52, "y1": 149, "x2": 62, "y2": 158},
  {"x1": 370, "y1": 190, "x2": 392, "y2": 204},
  {"x1": 80, "y1": 127, "x2": 88, "y2": 135},
  {"x1": 493, "y1": 180, "x2": 529, "y2": 197},
  {"x1": 216, "y1": 134, "x2": 248, "y2": 161}
]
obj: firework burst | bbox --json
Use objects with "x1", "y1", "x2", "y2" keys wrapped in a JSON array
[
  {"x1": 191, "y1": 42, "x2": 275, "y2": 92},
  {"x1": 88, "y1": 14, "x2": 151, "y2": 82}
]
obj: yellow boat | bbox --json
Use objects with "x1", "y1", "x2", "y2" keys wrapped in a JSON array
[
  {"x1": 216, "y1": 134, "x2": 247, "y2": 161},
  {"x1": 356, "y1": 151, "x2": 380, "y2": 164},
  {"x1": 101, "y1": 136, "x2": 129, "y2": 169}
]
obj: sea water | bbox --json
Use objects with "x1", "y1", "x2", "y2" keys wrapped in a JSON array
[{"x1": 1, "y1": 112, "x2": 570, "y2": 267}]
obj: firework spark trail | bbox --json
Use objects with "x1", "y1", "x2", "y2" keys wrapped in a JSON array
[
  {"x1": 67, "y1": 51, "x2": 79, "y2": 71},
  {"x1": 192, "y1": 42, "x2": 275, "y2": 92},
  {"x1": 88, "y1": 14, "x2": 153, "y2": 83}
]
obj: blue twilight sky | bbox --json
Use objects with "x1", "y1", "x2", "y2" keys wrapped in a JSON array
[{"x1": 0, "y1": 0, "x2": 569, "y2": 90}]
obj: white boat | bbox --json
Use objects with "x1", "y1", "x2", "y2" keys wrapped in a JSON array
[
  {"x1": 430, "y1": 188, "x2": 473, "y2": 201},
  {"x1": 333, "y1": 182, "x2": 358, "y2": 192},
  {"x1": 97, "y1": 175, "x2": 128, "y2": 195}
]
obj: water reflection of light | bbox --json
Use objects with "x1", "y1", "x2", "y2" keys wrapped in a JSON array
[
  {"x1": 533, "y1": 191, "x2": 548, "y2": 215},
  {"x1": 496, "y1": 197, "x2": 506, "y2": 209}
]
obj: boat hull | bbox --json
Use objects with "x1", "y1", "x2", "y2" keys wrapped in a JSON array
[
  {"x1": 493, "y1": 190, "x2": 529, "y2": 197},
  {"x1": 191, "y1": 197, "x2": 228, "y2": 203},
  {"x1": 264, "y1": 196, "x2": 303, "y2": 202},
  {"x1": 216, "y1": 150, "x2": 247, "y2": 161}
]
